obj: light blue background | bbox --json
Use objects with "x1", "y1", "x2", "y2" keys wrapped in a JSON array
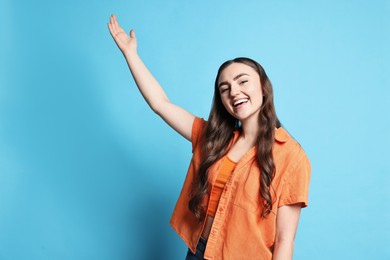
[{"x1": 1, "y1": 0, "x2": 389, "y2": 259}]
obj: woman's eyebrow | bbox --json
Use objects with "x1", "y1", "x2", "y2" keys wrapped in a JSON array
[{"x1": 218, "y1": 73, "x2": 249, "y2": 88}]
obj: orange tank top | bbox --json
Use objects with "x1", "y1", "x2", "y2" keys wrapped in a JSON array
[{"x1": 206, "y1": 155, "x2": 237, "y2": 217}]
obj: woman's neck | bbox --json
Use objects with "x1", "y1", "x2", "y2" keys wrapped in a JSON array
[{"x1": 240, "y1": 118, "x2": 260, "y2": 146}]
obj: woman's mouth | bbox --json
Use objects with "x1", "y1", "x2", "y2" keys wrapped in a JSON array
[{"x1": 233, "y1": 98, "x2": 249, "y2": 108}]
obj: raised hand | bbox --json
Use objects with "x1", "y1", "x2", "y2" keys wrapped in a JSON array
[{"x1": 108, "y1": 14, "x2": 137, "y2": 57}]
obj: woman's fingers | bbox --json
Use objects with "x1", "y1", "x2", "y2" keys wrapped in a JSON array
[
  {"x1": 110, "y1": 15, "x2": 118, "y2": 35},
  {"x1": 109, "y1": 14, "x2": 127, "y2": 39},
  {"x1": 108, "y1": 23, "x2": 117, "y2": 39},
  {"x1": 108, "y1": 17, "x2": 115, "y2": 35},
  {"x1": 112, "y1": 15, "x2": 122, "y2": 34}
]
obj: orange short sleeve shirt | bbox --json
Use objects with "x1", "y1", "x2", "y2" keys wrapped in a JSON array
[{"x1": 170, "y1": 117, "x2": 311, "y2": 260}]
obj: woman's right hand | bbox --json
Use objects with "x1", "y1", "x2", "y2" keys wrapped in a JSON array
[{"x1": 108, "y1": 14, "x2": 137, "y2": 57}]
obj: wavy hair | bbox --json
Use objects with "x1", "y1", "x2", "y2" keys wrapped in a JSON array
[{"x1": 188, "y1": 57, "x2": 281, "y2": 221}]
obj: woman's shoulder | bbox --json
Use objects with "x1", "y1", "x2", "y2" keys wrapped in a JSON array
[
  {"x1": 192, "y1": 117, "x2": 207, "y2": 138},
  {"x1": 274, "y1": 127, "x2": 309, "y2": 162},
  {"x1": 273, "y1": 127, "x2": 311, "y2": 185},
  {"x1": 191, "y1": 117, "x2": 207, "y2": 152}
]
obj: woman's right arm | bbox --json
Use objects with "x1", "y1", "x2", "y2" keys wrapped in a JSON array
[{"x1": 108, "y1": 14, "x2": 195, "y2": 141}]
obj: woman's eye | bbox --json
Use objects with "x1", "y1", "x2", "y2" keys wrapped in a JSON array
[
  {"x1": 220, "y1": 88, "x2": 228, "y2": 93},
  {"x1": 240, "y1": 80, "x2": 248, "y2": 85}
]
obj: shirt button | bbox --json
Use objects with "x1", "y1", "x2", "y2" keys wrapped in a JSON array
[{"x1": 219, "y1": 207, "x2": 224, "y2": 212}]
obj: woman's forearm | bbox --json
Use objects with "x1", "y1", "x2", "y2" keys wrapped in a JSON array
[
  {"x1": 124, "y1": 52, "x2": 170, "y2": 113},
  {"x1": 273, "y1": 240, "x2": 294, "y2": 260}
]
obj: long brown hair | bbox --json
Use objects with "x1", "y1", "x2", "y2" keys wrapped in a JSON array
[{"x1": 188, "y1": 57, "x2": 281, "y2": 221}]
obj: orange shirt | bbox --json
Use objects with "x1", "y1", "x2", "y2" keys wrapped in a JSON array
[{"x1": 170, "y1": 117, "x2": 311, "y2": 260}]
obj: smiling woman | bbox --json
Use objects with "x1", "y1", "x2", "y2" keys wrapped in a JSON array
[{"x1": 108, "y1": 14, "x2": 311, "y2": 260}]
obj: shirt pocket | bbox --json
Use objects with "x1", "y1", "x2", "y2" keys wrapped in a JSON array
[{"x1": 233, "y1": 169, "x2": 263, "y2": 214}]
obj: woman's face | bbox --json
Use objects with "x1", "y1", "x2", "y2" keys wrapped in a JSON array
[{"x1": 217, "y1": 63, "x2": 263, "y2": 123}]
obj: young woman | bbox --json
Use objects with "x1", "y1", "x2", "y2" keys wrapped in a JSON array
[{"x1": 108, "y1": 14, "x2": 311, "y2": 260}]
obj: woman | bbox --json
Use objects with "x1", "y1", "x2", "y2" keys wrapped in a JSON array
[{"x1": 108, "y1": 14, "x2": 311, "y2": 260}]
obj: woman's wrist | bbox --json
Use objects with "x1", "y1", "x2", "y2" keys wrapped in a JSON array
[{"x1": 123, "y1": 49, "x2": 139, "y2": 62}]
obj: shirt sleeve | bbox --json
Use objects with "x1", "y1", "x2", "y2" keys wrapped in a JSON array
[
  {"x1": 191, "y1": 117, "x2": 207, "y2": 153},
  {"x1": 278, "y1": 147, "x2": 311, "y2": 208}
]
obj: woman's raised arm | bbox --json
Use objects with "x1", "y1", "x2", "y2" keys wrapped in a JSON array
[{"x1": 108, "y1": 14, "x2": 195, "y2": 141}]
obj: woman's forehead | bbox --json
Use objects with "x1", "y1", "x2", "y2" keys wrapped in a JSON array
[{"x1": 219, "y1": 63, "x2": 258, "y2": 81}]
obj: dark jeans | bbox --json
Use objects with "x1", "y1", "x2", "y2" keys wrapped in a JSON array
[{"x1": 185, "y1": 237, "x2": 207, "y2": 260}]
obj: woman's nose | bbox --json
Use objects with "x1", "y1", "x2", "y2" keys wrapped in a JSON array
[{"x1": 230, "y1": 84, "x2": 240, "y2": 96}]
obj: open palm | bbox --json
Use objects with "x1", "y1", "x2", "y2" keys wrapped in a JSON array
[{"x1": 108, "y1": 14, "x2": 137, "y2": 56}]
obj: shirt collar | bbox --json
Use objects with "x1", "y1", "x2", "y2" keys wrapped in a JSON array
[
  {"x1": 229, "y1": 127, "x2": 289, "y2": 168},
  {"x1": 232, "y1": 127, "x2": 290, "y2": 144},
  {"x1": 275, "y1": 127, "x2": 289, "y2": 143}
]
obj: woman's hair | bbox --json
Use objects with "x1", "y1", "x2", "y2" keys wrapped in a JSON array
[{"x1": 188, "y1": 57, "x2": 281, "y2": 221}]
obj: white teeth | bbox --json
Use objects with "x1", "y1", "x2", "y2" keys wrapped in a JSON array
[{"x1": 233, "y1": 99, "x2": 248, "y2": 106}]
